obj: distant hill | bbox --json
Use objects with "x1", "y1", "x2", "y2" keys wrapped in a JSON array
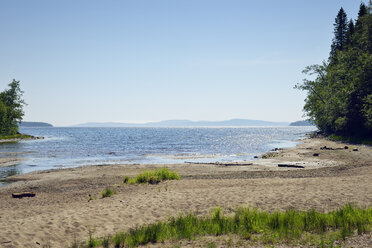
[
  {"x1": 289, "y1": 120, "x2": 314, "y2": 126},
  {"x1": 74, "y1": 119, "x2": 290, "y2": 127},
  {"x1": 19, "y1": 122, "x2": 53, "y2": 128}
]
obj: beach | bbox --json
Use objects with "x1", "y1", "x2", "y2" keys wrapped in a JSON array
[{"x1": 0, "y1": 137, "x2": 371, "y2": 247}]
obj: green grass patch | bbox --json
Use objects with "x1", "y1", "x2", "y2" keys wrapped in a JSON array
[
  {"x1": 261, "y1": 152, "x2": 280, "y2": 159},
  {"x1": 123, "y1": 167, "x2": 180, "y2": 184},
  {"x1": 101, "y1": 187, "x2": 115, "y2": 198},
  {"x1": 79, "y1": 203, "x2": 372, "y2": 247},
  {"x1": 0, "y1": 133, "x2": 34, "y2": 140},
  {"x1": 329, "y1": 134, "x2": 372, "y2": 145}
]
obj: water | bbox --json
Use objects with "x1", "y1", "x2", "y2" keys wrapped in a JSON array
[{"x1": 0, "y1": 126, "x2": 316, "y2": 184}]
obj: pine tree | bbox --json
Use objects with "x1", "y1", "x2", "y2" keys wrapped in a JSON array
[
  {"x1": 345, "y1": 19, "x2": 355, "y2": 47},
  {"x1": 359, "y1": 3, "x2": 367, "y2": 17},
  {"x1": 329, "y1": 8, "x2": 348, "y2": 63},
  {"x1": 356, "y1": 3, "x2": 367, "y2": 26}
]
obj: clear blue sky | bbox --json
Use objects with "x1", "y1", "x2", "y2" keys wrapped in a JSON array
[{"x1": 0, "y1": 0, "x2": 360, "y2": 126}]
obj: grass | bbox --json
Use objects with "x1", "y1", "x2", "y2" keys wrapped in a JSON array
[
  {"x1": 123, "y1": 167, "x2": 180, "y2": 184},
  {"x1": 101, "y1": 187, "x2": 115, "y2": 198},
  {"x1": 78, "y1": 203, "x2": 372, "y2": 247},
  {"x1": 328, "y1": 134, "x2": 372, "y2": 145},
  {"x1": 0, "y1": 133, "x2": 34, "y2": 140},
  {"x1": 261, "y1": 152, "x2": 280, "y2": 159}
]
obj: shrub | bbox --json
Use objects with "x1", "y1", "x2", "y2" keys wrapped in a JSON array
[{"x1": 101, "y1": 187, "x2": 115, "y2": 198}]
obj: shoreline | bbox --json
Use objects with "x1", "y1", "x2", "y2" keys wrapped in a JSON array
[
  {"x1": 0, "y1": 136, "x2": 371, "y2": 247},
  {"x1": 0, "y1": 134, "x2": 43, "y2": 144},
  {"x1": 0, "y1": 132, "x2": 309, "y2": 179}
]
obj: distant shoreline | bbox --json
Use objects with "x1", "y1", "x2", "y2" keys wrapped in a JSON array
[
  {"x1": 73, "y1": 118, "x2": 291, "y2": 127},
  {"x1": 19, "y1": 121, "x2": 53, "y2": 128}
]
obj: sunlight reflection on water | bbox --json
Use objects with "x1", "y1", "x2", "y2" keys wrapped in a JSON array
[{"x1": 0, "y1": 126, "x2": 317, "y2": 184}]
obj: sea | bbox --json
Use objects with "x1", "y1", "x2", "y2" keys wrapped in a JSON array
[{"x1": 0, "y1": 126, "x2": 317, "y2": 185}]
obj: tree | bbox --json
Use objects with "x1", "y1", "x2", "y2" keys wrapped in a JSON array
[
  {"x1": 358, "y1": 3, "x2": 367, "y2": 18},
  {"x1": 0, "y1": 100, "x2": 7, "y2": 134},
  {"x1": 329, "y1": 8, "x2": 348, "y2": 63},
  {"x1": 0, "y1": 79, "x2": 26, "y2": 135},
  {"x1": 345, "y1": 19, "x2": 355, "y2": 47},
  {"x1": 297, "y1": 2, "x2": 372, "y2": 137}
]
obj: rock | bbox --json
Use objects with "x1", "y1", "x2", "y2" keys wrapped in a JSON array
[
  {"x1": 253, "y1": 156, "x2": 258, "y2": 158},
  {"x1": 12, "y1": 192, "x2": 36, "y2": 198},
  {"x1": 272, "y1": 148, "x2": 282, "y2": 151},
  {"x1": 353, "y1": 148, "x2": 358, "y2": 151},
  {"x1": 313, "y1": 153, "x2": 319, "y2": 156},
  {"x1": 344, "y1": 146, "x2": 348, "y2": 149},
  {"x1": 320, "y1": 146, "x2": 332, "y2": 150}
]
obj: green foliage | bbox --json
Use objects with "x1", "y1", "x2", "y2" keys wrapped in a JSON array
[
  {"x1": 84, "y1": 204, "x2": 372, "y2": 247},
  {"x1": 296, "y1": 2, "x2": 372, "y2": 138},
  {"x1": 0, "y1": 100, "x2": 7, "y2": 134},
  {"x1": 329, "y1": 7, "x2": 348, "y2": 62},
  {"x1": 0, "y1": 133, "x2": 33, "y2": 140},
  {"x1": 123, "y1": 167, "x2": 180, "y2": 184},
  {"x1": 345, "y1": 19, "x2": 355, "y2": 47},
  {"x1": 329, "y1": 134, "x2": 372, "y2": 145},
  {"x1": 206, "y1": 241, "x2": 217, "y2": 248},
  {"x1": 0, "y1": 79, "x2": 26, "y2": 136},
  {"x1": 87, "y1": 231, "x2": 100, "y2": 248},
  {"x1": 101, "y1": 236, "x2": 110, "y2": 248},
  {"x1": 101, "y1": 187, "x2": 115, "y2": 198},
  {"x1": 123, "y1": 176, "x2": 130, "y2": 183}
]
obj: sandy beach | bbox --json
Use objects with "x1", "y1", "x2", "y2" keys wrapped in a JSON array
[{"x1": 0, "y1": 137, "x2": 371, "y2": 247}]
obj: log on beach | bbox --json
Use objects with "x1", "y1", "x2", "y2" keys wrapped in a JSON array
[
  {"x1": 185, "y1": 161, "x2": 253, "y2": 166},
  {"x1": 12, "y1": 192, "x2": 36, "y2": 198},
  {"x1": 278, "y1": 164, "x2": 305, "y2": 169},
  {"x1": 222, "y1": 163, "x2": 253, "y2": 167}
]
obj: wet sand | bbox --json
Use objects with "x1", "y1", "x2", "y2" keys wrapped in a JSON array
[{"x1": 0, "y1": 137, "x2": 371, "y2": 247}]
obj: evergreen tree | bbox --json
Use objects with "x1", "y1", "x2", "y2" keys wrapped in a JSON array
[
  {"x1": 297, "y1": 2, "x2": 372, "y2": 138},
  {"x1": 329, "y1": 8, "x2": 348, "y2": 63},
  {"x1": 345, "y1": 19, "x2": 355, "y2": 47},
  {"x1": 359, "y1": 3, "x2": 367, "y2": 17},
  {"x1": 356, "y1": 3, "x2": 368, "y2": 26}
]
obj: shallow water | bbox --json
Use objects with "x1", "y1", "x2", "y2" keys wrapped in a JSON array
[{"x1": 0, "y1": 126, "x2": 316, "y2": 184}]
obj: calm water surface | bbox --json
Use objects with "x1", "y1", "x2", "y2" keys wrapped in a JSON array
[{"x1": 0, "y1": 126, "x2": 316, "y2": 184}]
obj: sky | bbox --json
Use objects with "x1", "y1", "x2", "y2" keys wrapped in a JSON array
[{"x1": 0, "y1": 0, "x2": 361, "y2": 126}]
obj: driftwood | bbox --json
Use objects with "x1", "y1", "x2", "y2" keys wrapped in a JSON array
[
  {"x1": 222, "y1": 163, "x2": 253, "y2": 167},
  {"x1": 185, "y1": 162, "x2": 219, "y2": 165},
  {"x1": 320, "y1": 146, "x2": 349, "y2": 150},
  {"x1": 278, "y1": 164, "x2": 304, "y2": 169},
  {"x1": 185, "y1": 162, "x2": 253, "y2": 166},
  {"x1": 12, "y1": 192, "x2": 36, "y2": 198}
]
